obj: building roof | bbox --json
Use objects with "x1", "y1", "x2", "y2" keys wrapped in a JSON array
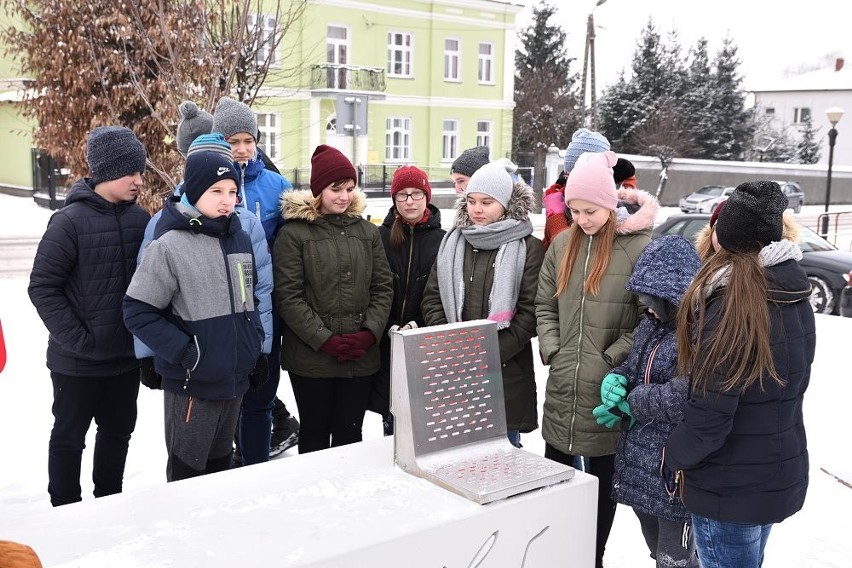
[{"x1": 750, "y1": 61, "x2": 852, "y2": 93}]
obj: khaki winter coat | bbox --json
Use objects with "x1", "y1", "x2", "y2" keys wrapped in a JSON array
[
  {"x1": 273, "y1": 189, "x2": 392, "y2": 378},
  {"x1": 535, "y1": 188, "x2": 658, "y2": 456},
  {"x1": 421, "y1": 182, "x2": 544, "y2": 433}
]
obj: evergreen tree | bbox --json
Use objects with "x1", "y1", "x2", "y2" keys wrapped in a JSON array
[
  {"x1": 513, "y1": 1, "x2": 580, "y2": 201},
  {"x1": 681, "y1": 38, "x2": 715, "y2": 158},
  {"x1": 796, "y1": 115, "x2": 822, "y2": 164},
  {"x1": 703, "y1": 37, "x2": 754, "y2": 160}
]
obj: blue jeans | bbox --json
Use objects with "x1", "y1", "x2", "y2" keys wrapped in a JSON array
[
  {"x1": 238, "y1": 323, "x2": 282, "y2": 465},
  {"x1": 507, "y1": 429, "x2": 521, "y2": 448},
  {"x1": 691, "y1": 515, "x2": 772, "y2": 568}
]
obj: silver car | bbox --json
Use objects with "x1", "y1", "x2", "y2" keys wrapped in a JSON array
[{"x1": 678, "y1": 185, "x2": 733, "y2": 214}]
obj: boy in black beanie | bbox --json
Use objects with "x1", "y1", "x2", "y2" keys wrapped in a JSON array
[
  {"x1": 124, "y1": 151, "x2": 267, "y2": 481},
  {"x1": 28, "y1": 125, "x2": 151, "y2": 506}
]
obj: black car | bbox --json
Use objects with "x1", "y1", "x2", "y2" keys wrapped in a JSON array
[{"x1": 653, "y1": 213, "x2": 852, "y2": 315}]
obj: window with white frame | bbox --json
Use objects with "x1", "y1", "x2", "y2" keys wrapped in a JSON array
[
  {"x1": 478, "y1": 42, "x2": 494, "y2": 83},
  {"x1": 386, "y1": 117, "x2": 411, "y2": 161},
  {"x1": 256, "y1": 112, "x2": 279, "y2": 160},
  {"x1": 387, "y1": 32, "x2": 413, "y2": 77},
  {"x1": 793, "y1": 107, "x2": 811, "y2": 124},
  {"x1": 476, "y1": 120, "x2": 492, "y2": 149},
  {"x1": 442, "y1": 120, "x2": 459, "y2": 161},
  {"x1": 327, "y1": 25, "x2": 348, "y2": 89},
  {"x1": 247, "y1": 13, "x2": 278, "y2": 65},
  {"x1": 444, "y1": 38, "x2": 460, "y2": 81}
]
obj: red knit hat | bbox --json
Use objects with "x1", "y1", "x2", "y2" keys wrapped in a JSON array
[
  {"x1": 390, "y1": 165, "x2": 431, "y2": 203},
  {"x1": 310, "y1": 145, "x2": 358, "y2": 197},
  {"x1": 709, "y1": 198, "x2": 727, "y2": 228}
]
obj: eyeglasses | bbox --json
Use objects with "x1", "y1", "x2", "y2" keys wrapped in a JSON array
[{"x1": 394, "y1": 191, "x2": 426, "y2": 202}]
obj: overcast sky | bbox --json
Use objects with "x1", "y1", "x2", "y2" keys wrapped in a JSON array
[{"x1": 517, "y1": 0, "x2": 847, "y2": 92}]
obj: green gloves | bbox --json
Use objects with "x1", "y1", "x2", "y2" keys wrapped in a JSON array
[
  {"x1": 593, "y1": 404, "x2": 621, "y2": 429},
  {"x1": 600, "y1": 373, "x2": 628, "y2": 406},
  {"x1": 615, "y1": 400, "x2": 636, "y2": 430}
]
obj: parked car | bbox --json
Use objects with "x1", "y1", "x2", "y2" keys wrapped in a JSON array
[
  {"x1": 773, "y1": 180, "x2": 805, "y2": 214},
  {"x1": 678, "y1": 185, "x2": 733, "y2": 214},
  {"x1": 653, "y1": 213, "x2": 852, "y2": 315},
  {"x1": 839, "y1": 271, "x2": 852, "y2": 317}
]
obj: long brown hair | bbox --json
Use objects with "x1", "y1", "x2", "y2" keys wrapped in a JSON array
[
  {"x1": 555, "y1": 211, "x2": 617, "y2": 296},
  {"x1": 390, "y1": 216, "x2": 407, "y2": 249},
  {"x1": 676, "y1": 248, "x2": 782, "y2": 394}
]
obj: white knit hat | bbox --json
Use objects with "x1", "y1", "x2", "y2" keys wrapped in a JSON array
[{"x1": 465, "y1": 164, "x2": 513, "y2": 209}]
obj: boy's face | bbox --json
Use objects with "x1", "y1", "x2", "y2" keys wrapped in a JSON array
[
  {"x1": 94, "y1": 172, "x2": 143, "y2": 203},
  {"x1": 226, "y1": 133, "x2": 256, "y2": 165},
  {"x1": 451, "y1": 173, "x2": 470, "y2": 196},
  {"x1": 195, "y1": 180, "x2": 238, "y2": 218}
]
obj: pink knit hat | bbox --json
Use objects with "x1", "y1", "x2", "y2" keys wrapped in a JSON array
[{"x1": 563, "y1": 150, "x2": 618, "y2": 210}]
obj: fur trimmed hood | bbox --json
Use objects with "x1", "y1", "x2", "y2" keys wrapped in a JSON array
[
  {"x1": 279, "y1": 188, "x2": 367, "y2": 222},
  {"x1": 614, "y1": 187, "x2": 659, "y2": 235},
  {"x1": 452, "y1": 180, "x2": 535, "y2": 228}
]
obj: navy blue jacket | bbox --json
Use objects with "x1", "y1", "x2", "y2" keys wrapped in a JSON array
[
  {"x1": 665, "y1": 259, "x2": 815, "y2": 524},
  {"x1": 123, "y1": 201, "x2": 263, "y2": 400},
  {"x1": 28, "y1": 179, "x2": 150, "y2": 376}
]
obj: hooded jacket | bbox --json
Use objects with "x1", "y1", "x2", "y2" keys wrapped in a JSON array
[
  {"x1": 610, "y1": 236, "x2": 700, "y2": 522},
  {"x1": 28, "y1": 178, "x2": 150, "y2": 376},
  {"x1": 239, "y1": 152, "x2": 292, "y2": 248},
  {"x1": 535, "y1": 188, "x2": 658, "y2": 456},
  {"x1": 421, "y1": 182, "x2": 544, "y2": 433},
  {"x1": 123, "y1": 200, "x2": 263, "y2": 400},
  {"x1": 273, "y1": 189, "x2": 393, "y2": 378}
]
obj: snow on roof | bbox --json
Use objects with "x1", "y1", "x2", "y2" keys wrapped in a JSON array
[{"x1": 749, "y1": 64, "x2": 852, "y2": 93}]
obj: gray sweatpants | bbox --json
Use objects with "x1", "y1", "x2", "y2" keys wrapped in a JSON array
[
  {"x1": 634, "y1": 508, "x2": 700, "y2": 568},
  {"x1": 164, "y1": 390, "x2": 242, "y2": 482}
]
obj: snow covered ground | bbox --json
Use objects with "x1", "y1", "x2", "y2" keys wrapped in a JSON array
[{"x1": 1, "y1": 193, "x2": 851, "y2": 567}]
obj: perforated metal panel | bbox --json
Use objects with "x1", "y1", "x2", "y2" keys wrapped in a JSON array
[{"x1": 391, "y1": 320, "x2": 575, "y2": 504}]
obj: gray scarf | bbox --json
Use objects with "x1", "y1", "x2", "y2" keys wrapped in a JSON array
[{"x1": 436, "y1": 218, "x2": 533, "y2": 329}]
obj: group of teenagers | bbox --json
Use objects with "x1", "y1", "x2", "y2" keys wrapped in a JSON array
[{"x1": 27, "y1": 100, "x2": 814, "y2": 568}]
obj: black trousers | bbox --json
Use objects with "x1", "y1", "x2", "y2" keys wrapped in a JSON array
[
  {"x1": 289, "y1": 373, "x2": 371, "y2": 454},
  {"x1": 48, "y1": 370, "x2": 139, "y2": 506},
  {"x1": 545, "y1": 444, "x2": 616, "y2": 568}
]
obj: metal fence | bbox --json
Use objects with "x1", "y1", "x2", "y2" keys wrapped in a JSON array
[{"x1": 31, "y1": 149, "x2": 70, "y2": 210}]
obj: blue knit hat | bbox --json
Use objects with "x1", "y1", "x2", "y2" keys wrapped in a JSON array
[
  {"x1": 564, "y1": 128, "x2": 610, "y2": 172},
  {"x1": 187, "y1": 133, "x2": 233, "y2": 162},
  {"x1": 626, "y1": 235, "x2": 700, "y2": 306}
]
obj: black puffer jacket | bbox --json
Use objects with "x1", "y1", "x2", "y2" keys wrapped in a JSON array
[
  {"x1": 665, "y1": 258, "x2": 815, "y2": 524},
  {"x1": 28, "y1": 179, "x2": 150, "y2": 376}
]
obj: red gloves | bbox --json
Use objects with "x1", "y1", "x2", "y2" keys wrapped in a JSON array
[
  {"x1": 320, "y1": 336, "x2": 351, "y2": 358},
  {"x1": 320, "y1": 331, "x2": 375, "y2": 361},
  {"x1": 339, "y1": 330, "x2": 375, "y2": 351}
]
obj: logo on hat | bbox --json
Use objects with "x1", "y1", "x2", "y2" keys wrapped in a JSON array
[{"x1": 217, "y1": 167, "x2": 230, "y2": 176}]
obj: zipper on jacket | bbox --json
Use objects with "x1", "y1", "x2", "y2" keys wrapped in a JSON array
[
  {"x1": 239, "y1": 163, "x2": 247, "y2": 207},
  {"x1": 221, "y1": 238, "x2": 239, "y2": 399},
  {"x1": 398, "y1": 224, "x2": 415, "y2": 322},
  {"x1": 569, "y1": 236, "x2": 594, "y2": 453},
  {"x1": 115, "y1": 205, "x2": 129, "y2": 287}
]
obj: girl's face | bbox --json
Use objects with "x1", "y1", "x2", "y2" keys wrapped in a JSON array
[
  {"x1": 319, "y1": 179, "x2": 356, "y2": 215},
  {"x1": 195, "y1": 180, "x2": 238, "y2": 218},
  {"x1": 568, "y1": 199, "x2": 611, "y2": 235},
  {"x1": 466, "y1": 192, "x2": 505, "y2": 226},
  {"x1": 394, "y1": 187, "x2": 428, "y2": 224}
]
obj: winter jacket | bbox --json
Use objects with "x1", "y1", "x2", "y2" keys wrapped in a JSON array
[
  {"x1": 610, "y1": 236, "x2": 701, "y2": 522},
  {"x1": 370, "y1": 204, "x2": 445, "y2": 415},
  {"x1": 535, "y1": 188, "x2": 658, "y2": 456},
  {"x1": 28, "y1": 178, "x2": 150, "y2": 376},
  {"x1": 123, "y1": 201, "x2": 263, "y2": 400},
  {"x1": 273, "y1": 189, "x2": 393, "y2": 378},
  {"x1": 239, "y1": 152, "x2": 293, "y2": 248},
  {"x1": 421, "y1": 182, "x2": 544, "y2": 433},
  {"x1": 665, "y1": 258, "x2": 815, "y2": 525},
  {"x1": 134, "y1": 191, "x2": 272, "y2": 356}
]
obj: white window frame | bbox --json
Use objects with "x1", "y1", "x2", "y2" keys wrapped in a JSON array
[
  {"x1": 326, "y1": 24, "x2": 349, "y2": 89},
  {"x1": 478, "y1": 42, "x2": 494, "y2": 84},
  {"x1": 247, "y1": 13, "x2": 278, "y2": 66},
  {"x1": 255, "y1": 112, "x2": 279, "y2": 161},
  {"x1": 476, "y1": 120, "x2": 492, "y2": 149},
  {"x1": 386, "y1": 117, "x2": 412, "y2": 162},
  {"x1": 793, "y1": 107, "x2": 811, "y2": 125},
  {"x1": 442, "y1": 119, "x2": 459, "y2": 161},
  {"x1": 387, "y1": 31, "x2": 413, "y2": 78},
  {"x1": 444, "y1": 38, "x2": 460, "y2": 82}
]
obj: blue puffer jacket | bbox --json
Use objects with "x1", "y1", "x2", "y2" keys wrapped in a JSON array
[
  {"x1": 610, "y1": 236, "x2": 700, "y2": 522},
  {"x1": 134, "y1": 189, "x2": 272, "y2": 355},
  {"x1": 239, "y1": 152, "x2": 292, "y2": 248},
  {"x1": 28, "y1": 178, "x2": 150, "y2": 376},
  {"x1": 123, "y1": 200, "x2": 264, "y2": 400}
]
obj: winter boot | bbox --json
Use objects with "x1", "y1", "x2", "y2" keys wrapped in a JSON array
[{"x1": 270, "y1": 397, "x2": 299, "y2": 457}]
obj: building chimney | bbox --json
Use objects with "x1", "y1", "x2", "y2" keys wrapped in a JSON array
[{"x1": 836, "y1": 57, "x2": 845, "y2": 72}]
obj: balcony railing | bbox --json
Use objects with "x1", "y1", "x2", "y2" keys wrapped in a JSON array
[{"x1": 310, "y1": 64, "x2": 386, "y2": 93}]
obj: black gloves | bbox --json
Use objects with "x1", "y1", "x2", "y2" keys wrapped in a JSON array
[
  {"x1": 139, "y1": 357, "x2": 162, "y2": 390},
  {"x1": 180, "y1": 342, "x2": 199, "y2": 370},
  {"x1": 249, "y1": 353, "x2": 269, "y2": 391}
]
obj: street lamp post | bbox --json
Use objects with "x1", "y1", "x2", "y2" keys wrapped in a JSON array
[
  {"x1": 821, "y1": 107, "x2": 845, "y2": 236},
  {"x1": 580, "y1": 0, "x2": 608, "y2": 129}
]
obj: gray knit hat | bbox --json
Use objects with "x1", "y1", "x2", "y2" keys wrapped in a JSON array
[
  {"x1": 87, "y1": 126, "x2": 147, "y2": 185},
  {"x1": 451, "y1": 146, "x2": 490, "y2": 177},
  {"x1": 212, "y1": 96, "x2": 257, "y2": 140},
  {"x1": 465, "y1": 164, "x2": 513, "y2": 209},
  {"x1": 176, "y1": 101, "x2": 213, "y2": 157},
  {"x1": 564, "y1": 128, "x2": 610, "y2": 172}
]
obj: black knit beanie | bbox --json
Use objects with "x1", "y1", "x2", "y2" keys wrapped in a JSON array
[
  {"x1": 182, "y1": 151, "x2": 240, "y2": 205},
  {"x1": 87, "y1": 126, "x2": 147, "y2": 185},
  {"x1": 451, "y1": 146, "x2": 490, "y2": 177},
  {"x1": 715, "y1": 181, "x2": 787, "y2": 253}
]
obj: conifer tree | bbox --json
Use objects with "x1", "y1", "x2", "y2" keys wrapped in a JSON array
[{"x1": 796, "y1": 114, "x2": 822, "y2": 164}]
